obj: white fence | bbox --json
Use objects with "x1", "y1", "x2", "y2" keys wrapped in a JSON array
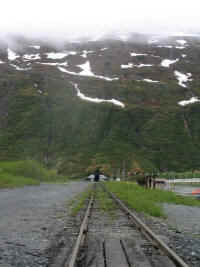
[{"x1": 167, "y1": 178, "x2": 200, "y2": 183}]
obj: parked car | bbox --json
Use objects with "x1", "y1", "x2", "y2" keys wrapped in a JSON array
[{"x1": 86, "y1": 174, "x2": 108, "y2": 182}]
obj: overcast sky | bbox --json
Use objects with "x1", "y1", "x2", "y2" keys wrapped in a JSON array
[{"x1": 1, "y1": 0, "x2": 200, "y2": 40}]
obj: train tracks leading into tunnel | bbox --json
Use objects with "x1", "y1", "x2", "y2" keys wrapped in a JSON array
[{"x1": 61, "y1": 183, "x2": 189, "y2": 267}]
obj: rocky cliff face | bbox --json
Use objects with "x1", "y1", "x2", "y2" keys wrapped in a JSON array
[{"x1": 0, "y1": 33, "x2": 200, "y2": 176}]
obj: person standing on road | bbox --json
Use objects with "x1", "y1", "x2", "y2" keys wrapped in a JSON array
[{"x1": 94, "y1": 168, "x2": 100, "y2": 182}]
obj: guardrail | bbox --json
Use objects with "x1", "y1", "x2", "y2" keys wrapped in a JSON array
[{"x1": 167, "y1": 178, "x2": 200, "y2": 183}]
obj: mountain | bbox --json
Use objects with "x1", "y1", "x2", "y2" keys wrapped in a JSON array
[{"x1": 0, "y1": 33, "x2": 200, "y2": 177}]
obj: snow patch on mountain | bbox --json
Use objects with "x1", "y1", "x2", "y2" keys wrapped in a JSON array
[
  {"x1": 57, "y1": 67, "x2": 77, "y2": 75},
  {"x1": 81, "y1": 50, "x2": 94, "y2": 58},
  {"x1": 178, "y1": 97, "x2": 200, "y2": 106},
  {"x1": 78, "y1": 61, "x2": 94, "y2": 76},
  {"x1": 10, "y1": 64, "x2": 31, "y2": 71},
  {"x1": 121, "y1": 63, "x2": 134, "y2": 69},
  {"x1": 7, "y1": 48, "x2": 20, "y2": 61},
  {"x1": 29, "y1": 45, "x2": 40, "y2": 50},
  {"x1": 72, "y1": 83, "x2": 125, "y2": 108},
  {"x1": 100, "y1": 48, "x2": 108, "y2": 51},
  {"x1": 176, "y1": 40, "x2": 187, "y2": 45},
  {"x1": 45, "y1": 52, "x2": 69, "y2": 59},
  {"x1": 175, "y1": 46, "x2": 185, "y2": 49},
  {"x1": 23, "y1": 54, "x2": 41, "y2": 61},
  {"x1": 174, "y1": 71, "x2": 192, "y2": 87},
  {"x1": 143, "y1": 79, "x2": 160, "y2": 83},
  {"x1": 130, "y1": 52, "x2": 147, "y2": 57},
  {"x1": 157, "y1": 45, "x2": 173, "y2": 49},
  {"x1": 78, "y1": 61, "x2": 118, "y2": 80},
  {"x1": 135, "y1": 64, "x2": 153, "y2": 68},
  {"x1": 161, "y1": 59, "x2": 179, "y2": 67},
  {"x1": 58, "y1": 61, "x2": 118, "y2": 81},
  {"x1": 121, "y1": 62, "x2": 153, "y2": 69},
  {"x1": 38, "y1": 61, "x2": 68, "y2": 66},
  {"x1": 148, "y1": 39, "x2": 158, "y2": 44}
]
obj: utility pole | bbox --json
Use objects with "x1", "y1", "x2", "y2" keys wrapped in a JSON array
[
  {"x1": 122, "y1": 160, "x2": 126, "y2": 181},
  {"x1": 117, "y1": 168, "x2": 121, "y2": 180}
]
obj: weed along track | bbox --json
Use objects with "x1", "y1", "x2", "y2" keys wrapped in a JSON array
[{"x1": 52, "y1": 183, "x2": 189, "y2": 267}]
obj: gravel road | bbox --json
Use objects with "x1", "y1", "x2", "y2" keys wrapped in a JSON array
[{"x1": 0, "y1": 182, "x2": 89, "y2": 267}]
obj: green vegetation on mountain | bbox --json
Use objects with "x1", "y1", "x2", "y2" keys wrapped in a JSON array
[
  {"x1": 0, "y1": 38, "x2": 200, "y2": 178},
  {"x1": 0, "y1": 160, "x2": 67, "y2": 188}
]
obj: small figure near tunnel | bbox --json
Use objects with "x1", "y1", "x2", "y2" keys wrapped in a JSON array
[{"x1": 94, "y1": 168, "x2": 100, "y2": 182}]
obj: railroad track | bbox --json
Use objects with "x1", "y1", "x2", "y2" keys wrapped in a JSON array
[{"x1": 62, "y1": 183, "x2": 189, "y2": 267}]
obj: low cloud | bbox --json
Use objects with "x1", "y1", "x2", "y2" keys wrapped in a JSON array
[{"x1": 0, "y1": 0, "x2": 200, "y2": 42}]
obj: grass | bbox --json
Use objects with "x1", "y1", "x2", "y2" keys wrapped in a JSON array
[
  {"x1": 69, "y1": 185, "x2": 92, "y2": 216},
  {"x1": 96, "y1": 186, "x2": 116, "y2": 216},
  {"x1": 0, "y1": 172, "x2": 39, "y2": 188},
  {"x1": 0, "y1": 160, "x2": 68, "y2": 188},
  {"x1": 69, "y1": 184, "x2": 116, "y2": 217},
  {"x1": 106, "y1": 182, "x2": 200, "y2": 218}
]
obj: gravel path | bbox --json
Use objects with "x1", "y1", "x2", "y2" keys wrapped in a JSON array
[
  {"x1": 163, "y1": 203, "x2": 200, "y2": 234},
  {"x1": 161, "y1": 203, "x2": 200, "y2": 266},
  {"x1": 0, "y1": 182, "x2": 89, "y2": 267}
]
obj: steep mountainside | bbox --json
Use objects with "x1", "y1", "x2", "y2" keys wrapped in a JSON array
[{"x1": 0, "y1": 33, "x2": 200, "y2": 176}]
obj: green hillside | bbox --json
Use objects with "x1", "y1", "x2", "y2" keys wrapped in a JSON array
[{"x1": 0, "y1": 36, "x2": 200, "y2": 177}]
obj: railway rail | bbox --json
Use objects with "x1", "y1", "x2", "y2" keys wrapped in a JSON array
[{"x1": 63, "y1": 183, "x2": 189, "y2": 267}]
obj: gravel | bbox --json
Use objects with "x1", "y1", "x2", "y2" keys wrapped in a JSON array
[
  {"x1": 140, "y1": 202, "x2": 200, "y2": 266},
  {"x1": 163, "y1": 203, "x2": 200, "y2": 234},
  {"x1": 1, "y1": 182, "x2": 200, "y2": 267},
  {"x1": 163, "y1": 203, "x2": 200, "y2": 266},
  {"x1": 0, "y1": 182, "x2": 89, "y2": 267}
]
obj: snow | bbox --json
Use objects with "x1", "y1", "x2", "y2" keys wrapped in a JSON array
[
  {"x1": 45, "y1": 51, "x2": 77, "y2": 59},
  {"x1": 80, "y1": 50, "x2": 94, "y2": 58},
  {"x1": 174, "y1": 71, "x2": 192, "y2": 87},
  {"x1": 161, "y1": 58, "x2": 179, "y2": 67},
  {"x1": 100, "y1": 48, "x2": 108, "y2": 51},
  {"x1": 148, "y1": 39, "x2": 158, "y2": 44},
  {"x1": 58, "y1": 65, "x2": 118, "y2": 81},
  {"x1": 130, "y1": 52, "x2": 147, "y2": 56},
  {"x1": 78, "y1": 61, "x2": 94, "y2": 76},
  {"x1": 45, "y1": 52, "x2": 69, "y2": 59},
  {"x1": 10, "y1": 64, "x2": 31, "y2": 71},
  {"x1": 182, "y1": 54, "x2": 187, "y2": 58},
  {"x1": 29, "y1": 45, "x2": 40, "y2": 50},
  {"x1": 121, "y1": 63, "x2": 133, "y2": 69},
  {"x1": 157, "y1": 45, "x2": 173, "y2": 49},
  {"x1": 0, "y1": 60, "x2": 5, "y2": 64},
  {"x1": 57, "y1": 61, "x2": 118, "y2": 81},
  {"x1": 23, "y1": 54, "x2": 41, "y2": 61},
  {"x1": 176, "y1": 40, "x2": 187, "y2": 45},
  {"x1": 143, "y1": 79, "x2": 160, "y2": 83},
  {"x1": 178, "y1": 97, "x2": 200, "y2": 106},
  {"x1": 78, "y1": 61, "x2": 119, "y2": 81},
  {"x1": 38, "y1": 61, "x2": 68, "y2": 66},
  {"x1": 7, "y1": 48, "x2": 20, "y2": 61},
  {"x1": 135, "y1": 64, "x2": 153, "y2": 68},
  {"x1": 121, "y1": 62, "x2": 153, "y2": 69},
  {"x1": 57, "y1": 67, "x2": 77, "y2": 75},
  {"x1": 66, "y1": 51, "x2": 77, "y2": 56},
  {"x1": 72, "y1": 83, "x2": 125, "y2": 108},
  {"x1": 175, "y1": 46, "x2": 185, "y2": 49}
]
